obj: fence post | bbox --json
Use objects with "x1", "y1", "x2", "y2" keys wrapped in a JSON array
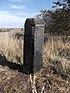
[{"x1": 23, "y1": 18, "x2": 44, "y2": 74}]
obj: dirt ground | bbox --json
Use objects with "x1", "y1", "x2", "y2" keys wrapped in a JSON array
[{"x1": 0, "y1": 62, "x2": 70, "y2": 93}]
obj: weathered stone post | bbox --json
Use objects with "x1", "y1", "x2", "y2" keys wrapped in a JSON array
[{"x1": 24, "y1": 18, "x2": 44, "y2": 74}]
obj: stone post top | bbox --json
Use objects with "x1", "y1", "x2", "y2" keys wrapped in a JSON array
[
  {"x1": 25, "y1": 18, "x2": 45, "y2": 28},
  {"x1": 24, "y1": 18, "x2": 35, "y2": 28}
]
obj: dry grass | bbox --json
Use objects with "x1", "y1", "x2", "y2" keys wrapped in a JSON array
[
  {"x1": 43, "y1": 35, "x2": 70, "y2": 69},
  {"x1": 0, "y1": 31, "x2": 70, "y2": 73},
  {"x1": 0, "y1": 31, "x2": 23, "y2": 64},
  {"x1": 0, "y1": 30, "x2": 70, "y2": 93}
]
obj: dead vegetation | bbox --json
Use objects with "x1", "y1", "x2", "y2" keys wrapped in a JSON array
[
  {"x1": 0, "y1": 29, "x2": 70, "y2": 93},
  {"x1": 0, "y1": 28, "x2": 23, "y2": 64}
]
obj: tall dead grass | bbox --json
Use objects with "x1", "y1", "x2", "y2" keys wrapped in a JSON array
[
  {"x1": 0, "y1": 31, "x2": 70, "y2": 70},
  {"x1": 0, "y1": 32, "x2": 23, "y2": 64},
  {"x1": 0, "y1": 31, "x2": 70, "y2": 93},
  {"x1": 43, "y1": 35, "x2": 70, "y2": 69}
]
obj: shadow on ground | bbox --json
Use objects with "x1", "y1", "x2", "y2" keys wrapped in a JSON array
[{"x1": 0, "y1": 54, "x2": 32, "y2": 75}]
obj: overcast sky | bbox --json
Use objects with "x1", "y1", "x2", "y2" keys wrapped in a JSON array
[{"x1": 0, "y1": 0, "x2": 56, "y2": 28}]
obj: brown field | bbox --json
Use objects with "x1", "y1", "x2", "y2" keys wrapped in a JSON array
[{"x1": 0, "y1": 28, "x2": 70, "y2": 93}]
